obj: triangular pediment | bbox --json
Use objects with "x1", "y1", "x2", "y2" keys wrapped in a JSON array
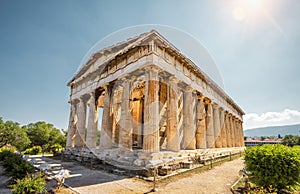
[{"x1": 68, "y1": 30, "x2": 176, "y2": 86}]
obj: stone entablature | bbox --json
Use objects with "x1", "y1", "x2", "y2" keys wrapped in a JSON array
[{"x1": 66, "y1": 30, "x2": 245, "y2": 169}]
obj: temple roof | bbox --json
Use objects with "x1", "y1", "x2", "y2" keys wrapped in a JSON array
[
  {"x1": 68, "y1": 30, "x2": 173, "y2": 85},
  {"x1": 68, "y1": 30, "x2": 245, "y2": 115}
]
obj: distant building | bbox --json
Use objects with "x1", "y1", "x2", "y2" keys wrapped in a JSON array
[{"x1": 244, "y1": 139, "x2": 281, "y2": 146}]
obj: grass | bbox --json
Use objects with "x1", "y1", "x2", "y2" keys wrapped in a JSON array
[{"x1": 233, "y1": 176, "x2": 300, "y2": 193}]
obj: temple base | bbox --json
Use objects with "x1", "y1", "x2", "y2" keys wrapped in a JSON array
[{"x1": 62, "y1": 147, "x2": 245, "y2": 177}]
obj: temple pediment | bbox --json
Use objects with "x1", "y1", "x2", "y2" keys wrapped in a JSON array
[{"x1": 68, "y1": 30, "x2": 176, "y2": 86}]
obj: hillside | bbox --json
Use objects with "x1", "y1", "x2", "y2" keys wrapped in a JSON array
[{"x1": 244, "y1": 124, "x2": 300, "y2": 137}]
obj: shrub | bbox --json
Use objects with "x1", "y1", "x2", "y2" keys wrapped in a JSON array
[
  {"x1": 23, "y1": 146, "x2": 42, "y2": 155},
  {"x1": 50, "y1": 143, "x2": 63, "y2": 153},
  {"x1": 0, "y1": 146, "x2": 16, "y2": 160},
  {"x1": 245, "y1": 144, "x2": 300, "y2": 191},
  {"x1": 11, "y1": 173, "x2": 46, "y2": 194},
  {"x1": 2, "y1": 153, "x2": 34, "y2": 180}
]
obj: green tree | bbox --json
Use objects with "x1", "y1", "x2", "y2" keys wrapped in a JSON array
[
  {"x1": 49, "y1": 128, "x2": 66, "y2": 147},
  {"x1": 24, "y1": 122, "x2": 51, "y2": 148},
  {"x1": 281, "y1": 135, "x2": 300, "y2": 146},
  {"x1": 25, "y1": 121, "x2": 66, "y2": 152},
  {"x1": 260, "y1": 136, "x2": 266, "y2": 141},
  {"x1": 0, "y1": 118, "x2": 31, "y2": 151}
]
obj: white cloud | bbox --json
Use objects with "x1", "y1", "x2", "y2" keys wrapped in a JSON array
[{"x1": 243, "y1": 109, "x2": 300, "y2": 129}]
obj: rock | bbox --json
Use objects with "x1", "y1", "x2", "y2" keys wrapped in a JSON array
[
  {"x1": 146, "y1": 160, "x2": 163, "y2": 168},
  {"x1": 133, "y1": 159, "x2": 145, "y2": 167}
]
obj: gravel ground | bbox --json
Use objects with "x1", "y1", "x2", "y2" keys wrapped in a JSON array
[
  {"x1": 58, "y1": 157, "x2": 244, "y2": 194},
  {"x1": 0, "y1": 156, "x2": 244, "y2": 194},
  {"x1": 155, "y1": 157, "x2": 244, "y2": 194}
]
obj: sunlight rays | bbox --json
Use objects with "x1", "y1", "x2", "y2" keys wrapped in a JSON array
[{"x1": 231, "y1": 0, "x2": 284, "y2": 36}]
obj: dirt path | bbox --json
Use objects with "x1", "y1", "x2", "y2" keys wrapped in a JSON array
[
  {"x1": 156, "y1": 157, "x2": 244, "y2": 194},
  {"x1": 70, "y1": 158, "x2": 244, "y2": 194},
  {"x1": 0, "y1": 165, "x2": 11, "y2": 194},
  {"x1": 0, "y1": 156, "x2": 244, "y2": 194}
]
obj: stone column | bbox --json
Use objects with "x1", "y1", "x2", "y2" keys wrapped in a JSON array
[
  {"x1": 137, "y1": 99, "x2": 144, "y2": 147},
  {"x1": 225, "y1": 113, "x2": 232, "y2": 147},
  {"x1": 75, "y1": 96, "x2": 87, "y2": 147},
  {"x1": 166, "y1": 76, "x2": 180, "y2": 152},
  {"x1": 236, "y1": 119, "x2": 241, "y2": 147},
  {"x1": 112, "y1": 86, "x2": 122, "y2": 145},
  {"x1": 182, "y1": 86, "x2": 196, "y2": 150},
  {"x1": 240, "y1": 121, "x2": 245, "y2": 147},
  {"x1": 237, "y1": 120, "x2": 242, "y2": 147},
  {"x1": 86, "y1": 91, "x2": 99, "y2": 148},
  {"x1": 119, "y1": 78, "x2": 133, "y2": 151},
  {"x1": 233, "y1": 117, "x2": 239, "y2": 147},
  {"x1": 196, "y1": 96, "x2": 206, "y2": 149},
  {"x1": 206, "y1": 101, "x2": 215, "y2": 148},
  {"x1": 99, "y1": 84, "x2": 113, "y2": 149},
  {"x1": 230, "y1": 115, "x2": 236, "y2": 147},
  {"x1": 220, "y1": 109, "x2": 227, "y2": 148},
  {"x1": 66, "y1": 101, "x2": 77, "y2": 148},
  {"x1": 143, "y1": 67, "x2": 160, "y2": 152},
  {"x1": 213, "y1": 104, "x2": 222, "y2": 148}
]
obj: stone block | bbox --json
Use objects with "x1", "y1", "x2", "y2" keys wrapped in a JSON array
[
  {"x1": 158, "y1": 166, "x2": 172, "y2": 176},
  {"x1": 150, "y1": 153, "x2": 163, "y2": 160},
  {"x1": 133, "y1": 159, "x2": 145, "y2": 167},
  {"x1": 146, "y1": 160, "x2": 163, "y2": 168},
  {"x1": 182, "y1": 161, "x2": 193, "y2": 169},
  {"x1": 162, "y1": 151, "x2": 177, "y2": 159},
  {"x1": 138, "y1": 152, "x2": 151, "y2": 160}
]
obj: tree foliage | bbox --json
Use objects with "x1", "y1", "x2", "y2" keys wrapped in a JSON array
[
  {"x1": 0, "y1": 118, "x2": 30, "y2": 150},
  {"x1": 23, "y1": 146, "x2": 42, "y2": 155},
  {"x1": 281, "y1": 135, "x2": 300, "y2": 146},
  {"x1": 0, "y1": 118, "x2": 66, "y2": 153},
  {"x1": 23, "y1": 121, "x2": 66, "y2": 152},
  {"x1": 245, "y1": 144, "x2": 300, "y2": 191}
]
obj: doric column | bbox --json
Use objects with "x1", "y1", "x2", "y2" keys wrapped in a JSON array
[
  {"x1": 119, "y1": 78, "x2": 133, "y2": 151},
  {"x1": 86, "y1": 91, "x2": 98, "y2": 148},
  {"x1": 75, "y1": 96, "x2": 87, "y2": 147},
  {"x1": 206, "y1": 101, "x2": 215, "y2": 148},
  {"x1": 240, "y1": 121, "x2": 245, "y2": 147},
  {"x1": 196, "y1": 95, "x2": 206, "y2": 149},
  {"x1": 66, "y1": 101, "x2": 77, "y2": 147},
  {"x1": 99, "y1": 84, "x2": 113, "y2": 149},
  {"x1": 236, "y1": 119, "x2": 241, "y2": 147},
  {"x1": 225, "y1": 113, "x2": 232, "y2": 147},
  {"x1": 230, "y1": 115, "x2": 236, "y2": 147},
  {"x1": 111, "y1": 86, "x2": 122, "y2": 145},
  {"x1": 143, "y1": 67, "x2": 160, "y2": 152},
  {"x1": 137, "y1": 99, "x2": 144, "y2": 147},
  {"x1": 233, "y1": 117, "x2": 239, "y2": 147},
  {"x1": 213, "y1": 104, "x2": 222, "y2": 148},
  {"x1": 237, "y1": 120, "x2": 242, "y2": 147},
  {"x1": 182, "y1": 86, "x2": 196, "y2": 150},
  {"x1": 166, "y1": 76, "x2": 180, "y2": 152},
  {"x1": 220, "y1": 109, "x2": 227, "y2": 148}
]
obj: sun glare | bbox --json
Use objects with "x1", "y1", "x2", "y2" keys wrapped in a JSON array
[
  {"x1": 232, "y1": 0, "x2": 263, "y2": 21},
  {"x1": 246, "y1": 0, "x2": 262, "y2": 10},
  {"x1": 231, "y1": 0, "x2": 284, "y2": 37}
]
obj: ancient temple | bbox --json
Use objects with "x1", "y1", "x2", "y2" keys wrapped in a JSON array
[{"x1": 65, "y1": 30, "x2": 245, "y2": 170}]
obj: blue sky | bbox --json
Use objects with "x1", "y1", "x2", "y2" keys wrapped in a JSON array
[{"x1": 0, "y1": 0, "x2": 300, "y2": 130}]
